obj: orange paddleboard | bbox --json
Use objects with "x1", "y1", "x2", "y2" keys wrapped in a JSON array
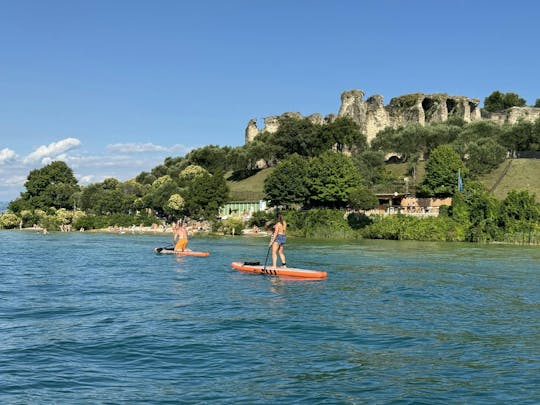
[{"x1": 231, "y1": 261, "x2": 327, "y2": 279}]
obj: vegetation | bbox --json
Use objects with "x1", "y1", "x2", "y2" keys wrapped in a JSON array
[
  {"x1": 2, "y1": 89, "x2": 540, "y2": 243},
  {"x1": 418, "y1": 145, "x2": 467, "y2": 197},
  {"x1": 483, "y1": 91, "x2": 526, "y2": 112}
]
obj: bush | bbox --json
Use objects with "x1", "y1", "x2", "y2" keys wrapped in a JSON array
[
  {"x1": 285, "y1": 209, "x2": 362, "y2": 239},
  {"x1": 0, "y1": 212, "x2": 21, "y2": 229},
  {"x1": 347, "y1": 212, "x2": 373, "y2": 229},
  {"x1": 362, "y1": 214, "x2": 465, "y2": 241}
]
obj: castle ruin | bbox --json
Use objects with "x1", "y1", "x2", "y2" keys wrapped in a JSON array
[{"x1": 245, "y1": 89, "x2": 540, "y2": 144}]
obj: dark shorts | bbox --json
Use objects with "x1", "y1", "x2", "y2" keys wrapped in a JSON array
[{"x1": 275, "y1": 234, "x2": 286, "y2": 246}]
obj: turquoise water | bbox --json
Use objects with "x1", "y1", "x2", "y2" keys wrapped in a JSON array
[{"x1": 1, "y1": 230, "x2": 539, "y2": 404}]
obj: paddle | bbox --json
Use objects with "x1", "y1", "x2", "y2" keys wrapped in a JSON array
[
  {"x1": 156, "y1": 244, "x2": 174, "y2": 253},
  {"x1": 262, "y1": 243, "x2": 272, "y2": 271}
]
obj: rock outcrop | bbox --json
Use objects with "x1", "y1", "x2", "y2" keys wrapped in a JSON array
[{"x1": 245, "y1": 89, "x2": 538, "y2": 145}]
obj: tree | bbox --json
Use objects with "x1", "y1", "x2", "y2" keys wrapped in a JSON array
[
  {"x1": 322, "y1": 116, "x2": 366, "y2": 153},
  {"x1": 307, "y1": 151, "x2": 362, "y2": 208},
  {"x1": 348, "y1": 185, "x2": 379, "y2": 211},
  {"x1": 272, "y1": 116, "x2": 324, "y2": 158},
  {"x1": 499, "y1": 120, "x2": 535, "y2": 154},
  {"x1": 353, "y1": 150, "x2": 385, "y2": 187},
  {"x1": 79, "y1": 179, "x2": 135, "y2": 215},
  {"x1": 484, "y1": 91, "x2": 526, "y2": 112},
  {"x1": 498, "y1": 190, "x2": 539, "y2": 233},
  {"x1": 178, "y1": 164, "x2": 209, "y2": 186},
  {"x1": 419, "y1": 145, "x2": 466, "y2": 197},
  {"x1": 464, "y1": 137, "x2": 506, "y2": 175},
  {"x1": 184, "y1": 172, "x2": 229, "y2": 218},
  {"x1": 186, "y1": 145, "x2": 229, "y2": 174},
  {"x1": 164, "y1": 193, "x2": 185, "y2": 218},
  {"x1": 21, "y1": 161, "x2": 79, "y2": 210},
  {"x1": 449, "y1": 181, "x2": 500, "y2": 242},
  {"x1": 263, "y1": 154, "x2": 310, "y2": 208},
  {"x1": 535, "y1": 99, "x2": 540, "y2": 108},
  {"x1": 144, "y1": 175, "x2": 182, "y2": 215}
]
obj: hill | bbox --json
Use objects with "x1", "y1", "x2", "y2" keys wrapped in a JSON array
[
  {"x1": 479, "y1": 158, "x2": 540, "y2": 202},
  {"x1": 226, "y1": 168, "x2": 274, "y2": 201},
  {"x1": 226, "y1": 159, "x2": 540, "y2": 202}
]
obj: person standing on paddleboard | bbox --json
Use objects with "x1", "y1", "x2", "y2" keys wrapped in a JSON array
[
  {"x1": 269, "y1": 213, "x2": 287, "y2": 269},
  {"x1": 174, "y1": 219, "x2": 191, "y2": 252}
]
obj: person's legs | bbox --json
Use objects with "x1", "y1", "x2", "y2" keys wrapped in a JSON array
[
  {"x1": 271, "y1": 242, "x2": 278, "y2": 268},
  {"x1": 278, "y1": 245, "x2": 286, "y2": 267}
]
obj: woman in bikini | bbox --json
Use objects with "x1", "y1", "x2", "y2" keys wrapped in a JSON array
[{"x1": 269, "y1": 213, "x2": 287, "y2": 268}]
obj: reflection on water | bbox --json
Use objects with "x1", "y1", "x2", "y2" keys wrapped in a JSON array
[{"x1": 1, "y1": 231, "x2": 539, "y2": 403}]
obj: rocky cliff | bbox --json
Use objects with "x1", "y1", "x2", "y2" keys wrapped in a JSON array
[{"x1": 245, "y1": 89, "x2": 538, "y2": 144}]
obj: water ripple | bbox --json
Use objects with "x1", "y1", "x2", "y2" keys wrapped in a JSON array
[{"x1": 1, "y1": 232, "x2": 539, "y2": 403}]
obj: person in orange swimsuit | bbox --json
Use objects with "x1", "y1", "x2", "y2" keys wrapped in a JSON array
[{"x1": 173, "y1": 220, "x2": 190, "y2": 252}]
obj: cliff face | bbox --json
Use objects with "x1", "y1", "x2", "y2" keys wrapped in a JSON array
[{"x1": 245, "y1": 89, "x2": 536, "y2": 144}]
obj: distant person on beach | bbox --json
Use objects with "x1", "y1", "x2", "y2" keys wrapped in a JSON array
[
  {"x1": 173, "y1": 220, "x2": 190, "y2": 252},
  {"x1": 269, "y1": 213, "x2": 287, "y2": 268}
]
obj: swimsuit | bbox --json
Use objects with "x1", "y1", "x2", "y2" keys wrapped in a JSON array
[
  {"x1": 175, "y1": 238, "x2": 188, "y2": 250},
  {"x1": 275, "y1": 234, "x2": 286, "y2": 246}
]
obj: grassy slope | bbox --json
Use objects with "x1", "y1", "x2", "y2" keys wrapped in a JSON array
[
  {"x1": 226, "y1": 159, "x2": 540, "y2": 202},
  {"x1": 226, "y1": 168, "x2": 274, "y2": 200},
  {"x1": 479, "y1": 159, "x2": 540, "y2": 201}
]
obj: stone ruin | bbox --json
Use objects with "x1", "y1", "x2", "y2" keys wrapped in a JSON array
[{"x1": 245, "y1": 89, "x2": 540, "y2": 145}]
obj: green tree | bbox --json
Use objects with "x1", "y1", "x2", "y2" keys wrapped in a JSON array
[
  {"x1": 182, "y1": 173, "x2": 229, "y2": 218},
  {"x1": 449, "y1": 181, "x2": 500, "y2": 242},
  {"x1": 419, "y1": 145, "x2": 466, "y2": 197},
  {"x1": 535, "y1": 98, "x2": 540, "y2": 108},
  {"x1": 164, "y1": 193, "x2": 186, "y2": 218},
  {"x1": 135, "y1": 171, "x2": 157, "y2": 185},
  {"x1": 263, "y1": 154, "x2": 309, "y2": 208},
  {"x1": 499, "y1": 120, "x2": 536, "y2": 154},
  {"x1": 178, "y1": 164, "x2": 210, "y2": 186},
  {"x1": 20, "y1": 161, "x2": 79, "y2": 210},
  {"x1": 464, "y1": 137, "x2": 507, "y2": 175},
  {"x1": 186, "y1": 145, "x2": 229, "y2": 174},
  {"x1": 144, "y1": 175, "x2": 182, "y2": 215},
  {"x1": 498, "y1": 190, "x2": 539, "y2": 233},
  {"x1": 322, "y1": 116, "x2": 367, "y2": 153},
  {"x1": 0, "y1": 211, "x2": 21, "y2": 229},
  {"x1": 484, "y1": 90, "x2": 526, "y2": 112},
  {"x1": 307, "y1": 151, "x2": 362, "y2": 208},
  {"x1": 352, "y1": 150, "x2": 385, "y2": 187},
  {"x1": 184, "y1": 172, "x2": 229, "y2": 218},
  {"x1": 348, "y1": 185, "x2": 379, "y2": 211},
  {"x1": 79, "y1": 179, "x2": 135, "y2": 215},
  {"x1": 272, "y1": 116, "x2": 324, "y2": 158}
]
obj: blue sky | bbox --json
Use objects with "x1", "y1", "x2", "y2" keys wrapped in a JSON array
[{"x1": 1, "y1": 0, "x2": 539, "y2": 201}]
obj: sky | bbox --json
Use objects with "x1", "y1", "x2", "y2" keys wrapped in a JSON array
[{"x1": 1, "y1": 0, "x2": 539, "y2": 201}]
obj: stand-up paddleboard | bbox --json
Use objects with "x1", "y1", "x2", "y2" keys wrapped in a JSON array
[
  {"x1": 154, "y1": 247, "x2": 210, "y2": 257},
  {"x1": 231, "y1": 261, "x2": 327, "y2": 279}
]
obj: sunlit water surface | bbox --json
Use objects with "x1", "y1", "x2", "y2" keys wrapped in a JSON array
[{"x1": 1, "y1": 231, "x2": 539, "y2": 404}]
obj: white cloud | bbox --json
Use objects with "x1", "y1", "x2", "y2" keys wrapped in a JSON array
[
  {"x1": 23, "y1": 138, "x2": 81, "y2": 164},
  {"x1": 4, "y1": 174, "x2": 27, "y2": 186},
  {"x1": 0, "y1": 148, "x2": 17, "y2": 164},
  {"x1": 106, "y1": 142, "x2": 192, "y2": 155},
  {"x1": 107, "y1": 143, "x2": 167, "y2": 153},
  {"x1": 0, "y1": 137, "x2": 199, "y2": 202},
  {"x1": 77, "y1": 174, "x2": 95, "y2": 184}
]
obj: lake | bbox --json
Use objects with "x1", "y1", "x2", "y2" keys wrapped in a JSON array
[{"x1": 1, "y1": 230, "x2": 539, "y2": 404}]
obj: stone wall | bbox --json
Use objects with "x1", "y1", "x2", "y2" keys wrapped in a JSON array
[{"x1": 245, "y1": 89, "x2": 538, "y2": 145}]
